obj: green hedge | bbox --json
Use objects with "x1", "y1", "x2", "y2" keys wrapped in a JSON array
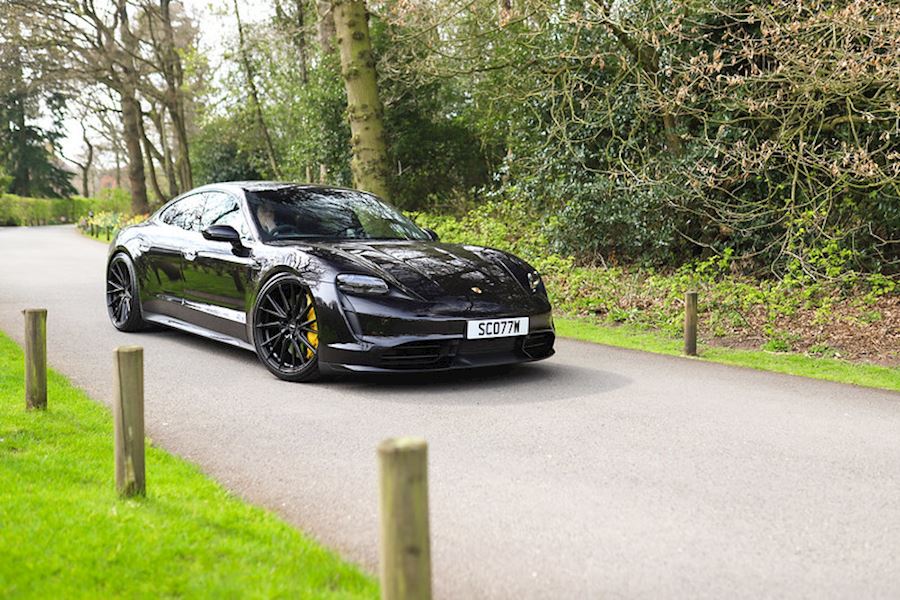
[{"x1": 0, "y1": 190, "x2": 131, "y2": 226}]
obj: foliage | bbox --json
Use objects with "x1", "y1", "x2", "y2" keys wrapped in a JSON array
[
  {"x1": 377, "y1": 0, "x2": 899, "y2": 274},
  {"x1": 6, "y1": 0, "x2": 899, "y2": 276},
  {"x1": 191, "y1": 112, "x2": 265, "y2": 185},
  {"x1": 0, "y1": 191, "x2": 131, "y2": 227},
  {"x1": 416, "y1": 198, "x2": 899, "y2": 364},
  {"x1": 0, "y1": 332, "x2": 378, "y2": 598},
  {"x1": 0, "y1": 165, "x2": 11, "y2": 192},
  {"x1": 77, "y1": 210, "x2": 147, "y2": 241}
]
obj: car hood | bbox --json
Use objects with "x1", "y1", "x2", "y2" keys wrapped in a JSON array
[{"x1": 315, "y1": 240, "x2": 531, "y2": 302}]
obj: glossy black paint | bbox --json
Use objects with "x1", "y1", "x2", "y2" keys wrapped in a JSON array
[{"x1": 108, "y1": 182, "x2": 555, "y2": 374}]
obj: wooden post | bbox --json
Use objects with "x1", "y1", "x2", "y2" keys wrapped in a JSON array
[
  {"x1": 684, "y1": 290, "x2": 698, "y2": 356},
  {"x1": 23, "y1": 309, "x2": 47, "y2": 410},
  {"x1": 114, "y1": 346, "x2": 145, "y2": 497},
  {"x1": 378, "y1": 437, "x2": 431, "y2": 600}
]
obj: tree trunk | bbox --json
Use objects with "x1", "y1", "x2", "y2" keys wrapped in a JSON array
[
  {"x1": 159, "y1": 0, "x2": 193, "y2": 190},
  {"x1": 333, "y1": 0, "x2": 391, "y2": 199},
  {"x1": 234, "y1": 0, "x2": 281, "y2": 179},
  {"x1": 149, "y1": 108, "x2": 179, "y2": 197},
  {"x1": 117, "y1": 2, "x2": 149, "y2": 213},
  {"x1": 120, "y1": 86, "x2": 149, "y2": 213},
  {"x1": 317, "y1": 0, "x2": 336, "y2": 54},
  {"x1": 591, "y1": 0, "x2": 682, "y2": 155},
  {"x1": 137, "y1": 112, "x2": 165, "y2": 204},
  {"x1": 115, "y1": 149, "x2": 122, "y2": 187},
  {"x1": 81, "y1": 130, "x2": 93, "y2": 197}
]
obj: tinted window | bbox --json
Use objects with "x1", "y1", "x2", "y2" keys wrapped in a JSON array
[
  {"x1": 160, "y1": 194, "x2": 205, "y2": 232},
  {"x1": 246, "y1": 187, "x2": 429, "y2": 242},
  {"x1": 201, "y1": 192, "x2": 249, "y2": 237}
]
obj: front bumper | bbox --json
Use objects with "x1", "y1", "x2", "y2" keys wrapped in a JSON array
[{"x1": 314, "y1": 284, "x2": 555, "y2": 372}]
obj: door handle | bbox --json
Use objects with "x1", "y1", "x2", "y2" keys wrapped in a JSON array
[{"x1": 183, "y1": 250, "x2": 197, "y2": 261}]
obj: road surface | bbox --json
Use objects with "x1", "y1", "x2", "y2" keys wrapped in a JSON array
[{"x1": 1, "y1": 226, "x2": 898, "y2": 599}]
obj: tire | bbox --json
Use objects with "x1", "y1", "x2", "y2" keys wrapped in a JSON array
[
  {"x1": 106, "y1": 252, "x2": 147, "y2": 332},
  {"x1": 252, "y1": 273, "x2": 321, "y2": 382}
]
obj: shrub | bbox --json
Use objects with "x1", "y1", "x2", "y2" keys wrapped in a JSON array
[{"x1": 0, "y1": 190, "x2": 131, "y2": 227}]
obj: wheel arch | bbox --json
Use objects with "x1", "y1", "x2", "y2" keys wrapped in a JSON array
[{"x1": 246, "y1": 266, "x2": 325, "y2": 345}]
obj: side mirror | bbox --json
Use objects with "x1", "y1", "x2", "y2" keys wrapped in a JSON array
[
  {"x1": 424, "y1": 228, "x2": 439, "y2": 242},
  {"x1": 202, "y1": 225, "x2": 247, "y2": 254}
]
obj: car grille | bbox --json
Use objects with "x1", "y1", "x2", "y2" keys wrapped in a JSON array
[{"x1": 380, "y1": 341, "x2": 450, "y2": 369}]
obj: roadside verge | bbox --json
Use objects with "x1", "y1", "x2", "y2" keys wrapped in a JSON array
[
  {"x1": 556, "y1": 317, "x2": 900, "y2": 392},
  {"x1": 0, "y1": 330, "x2": 377, "y2": 598}
]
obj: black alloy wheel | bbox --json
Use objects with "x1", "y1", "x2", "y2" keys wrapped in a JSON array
[
  {"x1": 106, "y1": 253, "x2": 145, "y2": 332},
  {"x1": 252, "y1": 274, "x2": 320, "y2": 382}
]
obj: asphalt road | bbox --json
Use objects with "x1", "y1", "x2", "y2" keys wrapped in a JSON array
[{"x1": 1, "y1": 225, "x2": 899, "y2": 599}]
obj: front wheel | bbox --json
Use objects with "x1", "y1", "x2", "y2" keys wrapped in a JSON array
[
  {"x1": 106, "y1": 253, "x2": 146, "y2": 332},
  {"x1": 252, "y1": 274, "x2": 320, "y2": 382}
]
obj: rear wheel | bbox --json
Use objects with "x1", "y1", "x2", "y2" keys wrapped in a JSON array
[
  {"x1": 252, "y1": 274, "x2": 320, "y2": 382},
  {"x1": 106, "y1": 253, "x2": 146, "y2": 332}
]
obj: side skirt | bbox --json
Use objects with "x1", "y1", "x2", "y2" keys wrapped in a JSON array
[{"x1": 143, "y1": 312, "x2": 256, "y2": 353}]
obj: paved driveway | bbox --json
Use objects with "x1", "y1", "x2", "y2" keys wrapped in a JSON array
[{"x1": 1, "y1": 226, "x2": 898, "y2": 599}]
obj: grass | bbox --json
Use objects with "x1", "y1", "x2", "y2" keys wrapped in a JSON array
[
  {"x1": 81, "y1": 226, "x2": 114, "y2": 243},
  {"x1": 0, "y1": 331, "x2": 378, "y2": 599},
  {"x1": 556, "y1": 317, "x2": 900, "y2": 392}
]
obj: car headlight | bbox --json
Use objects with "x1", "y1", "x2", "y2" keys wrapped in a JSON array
[
  {"x1": 527, "y1": 270, "x2": 543, "y2": 293},
  {"x1": 336, "y1": 274, "x2": 390, "y2": 295}
]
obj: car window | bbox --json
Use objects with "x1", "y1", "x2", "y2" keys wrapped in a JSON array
[
  {"x1": 160, "y1": 194, "x2": 205, "y2": 232},
  {"x1": 201, "y1": 192, "x2": 250, "y2": 237},
  {"x1": 246, "y1": 187, "x2": 429, "y2": 242}
]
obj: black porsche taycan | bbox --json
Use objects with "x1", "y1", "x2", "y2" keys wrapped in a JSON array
[{"x1": 105, "y1": 182, "x2": 555, "y2": 381}]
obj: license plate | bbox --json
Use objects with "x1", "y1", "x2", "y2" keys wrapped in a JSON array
[{"x1": 466, "y1": 317, "x2": 529, "y2": 339}]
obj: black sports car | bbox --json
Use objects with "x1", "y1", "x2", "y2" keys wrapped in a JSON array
[{"x1": 106, "y1": 182, "x2": 555, "y2": 381}]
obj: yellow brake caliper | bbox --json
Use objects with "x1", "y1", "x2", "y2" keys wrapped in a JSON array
[{"x1": 305, "y1": 294, "x2": 318, "y2": 359}]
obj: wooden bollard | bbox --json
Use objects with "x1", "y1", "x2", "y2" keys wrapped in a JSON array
[
  {"x1": 114, "y1": 346, "x2": 145, "y2": 497},
  {"x1": 378, "y1": 437, "x2": 432, "y2": 600},
  {"x1": 684, "y1": 290, "x2": 698, "y2": 356},
  {"x1": 23, "y1": 309, "x2": 48, "y2": 410}
]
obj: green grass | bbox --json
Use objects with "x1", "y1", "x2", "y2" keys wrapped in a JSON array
[
  {"x1": 80, "y1": 227, "x2": 114, "y2": 243},
  {"x1": 556, "y1": 317, "x2": 900, "y2": 392},
  {"x1": 0, "y1": 332, "x2": 378, "y2": 599}
]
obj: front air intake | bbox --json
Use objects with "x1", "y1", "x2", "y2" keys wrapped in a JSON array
[
  {"x1": 380, "y1": 341, "x2": 451, "y2": 369},
  {"x1": 520, "y1": 331, "x2": 555, "y2": 359}
]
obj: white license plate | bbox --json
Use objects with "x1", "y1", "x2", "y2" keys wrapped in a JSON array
[{"x1": 466, "y1": 317, "x2": 529, "y2": 339}]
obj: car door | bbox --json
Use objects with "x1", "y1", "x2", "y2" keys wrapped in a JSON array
[
  {"x1": 181, "y1": 191, "x2": 259, "y2": 342},
  {"x1": 141, "y1": 194, "x2": 205, "y2": 318}
]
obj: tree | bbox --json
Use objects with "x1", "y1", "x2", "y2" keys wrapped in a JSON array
[
  {"x1": 332, "y1": 0, "x2": 391, "y2": 199},
  {"x1": 233, "y1": 0, "x2": 281, "y2": 178},
  {"x1": 0, "y1": 26, "x2": 75, "y2": 198}
]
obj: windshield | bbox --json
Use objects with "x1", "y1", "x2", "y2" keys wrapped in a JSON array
[{"x1": 246, "y1": 187, "x2": 429, "y2": 242}]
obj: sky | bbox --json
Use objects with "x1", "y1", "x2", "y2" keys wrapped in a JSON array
[{"x1": 58, "y1": 0, "x2": 274, "y2": 168}]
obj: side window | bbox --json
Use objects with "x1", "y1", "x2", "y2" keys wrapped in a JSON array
[
  {"x1": 159, "y1": 199, "x2": 184, "y2": 226},
  {"x1": 161, "y1": 194, "x2": 205, "y2": 232},
  {"x1": 201, "y1": 192, "x2": 249, "y2": 237}
]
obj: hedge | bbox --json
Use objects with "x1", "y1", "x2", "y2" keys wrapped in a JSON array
[{"x1": 0, "y1": 190, "x2": 132, "y2": 226}]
